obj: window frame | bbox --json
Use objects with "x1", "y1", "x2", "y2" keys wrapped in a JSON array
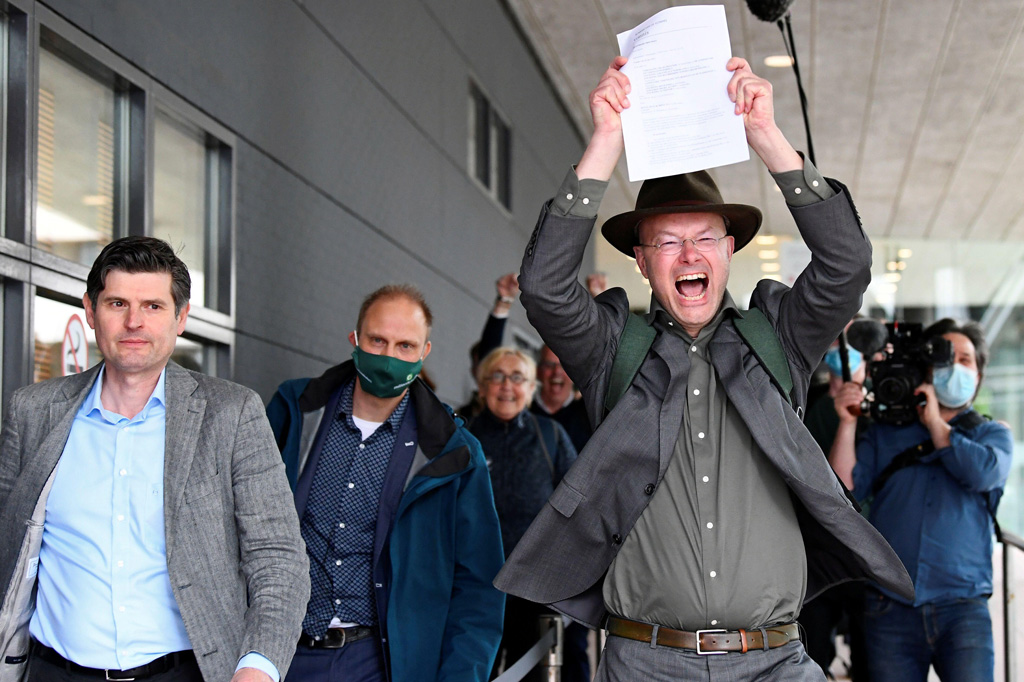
[{"x1": 467, "y1": 80, "x2": 512, "y2": 212}]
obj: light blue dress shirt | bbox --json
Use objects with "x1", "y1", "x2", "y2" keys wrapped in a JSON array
[{"x1": 29, "y1": 367, "x2": 278, "y2": 680}]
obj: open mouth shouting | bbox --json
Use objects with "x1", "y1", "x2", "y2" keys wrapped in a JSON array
[{"x1": 675, "y1": 273, "x2": 709, "y2": 302}]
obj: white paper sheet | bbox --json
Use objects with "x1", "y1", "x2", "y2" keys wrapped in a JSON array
[{"x1": 616, "y1": 5, "x2": 749, "y2": 182}]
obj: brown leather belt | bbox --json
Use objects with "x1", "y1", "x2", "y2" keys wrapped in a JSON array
[{"x1": 606, "y1": 616, "x2": 800, "y2": 655}]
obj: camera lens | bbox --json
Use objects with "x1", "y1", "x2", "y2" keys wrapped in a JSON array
[{"x1": 875, "y1": 375, "x2": 911, "y2": 405}]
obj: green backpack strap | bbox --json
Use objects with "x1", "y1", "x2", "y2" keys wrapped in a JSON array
[
  {"x1": 733, "y1": 307, "x2": 794, "y2": 406},
  {"x1": 604, "y1": 313, "x2": 657, "y2": 414}
]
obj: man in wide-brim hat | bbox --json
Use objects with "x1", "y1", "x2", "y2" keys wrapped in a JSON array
[{"x1": 495, "y1": 52, "x2": 912, "y2": 682}]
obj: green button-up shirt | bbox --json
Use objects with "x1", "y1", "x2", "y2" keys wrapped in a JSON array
[{"x1": 602, "y1": 294, "x2": 806, "y2": 630}]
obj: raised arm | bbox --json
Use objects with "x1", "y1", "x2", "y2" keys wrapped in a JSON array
[
  {"x1": 575, "y1": 56, "x2": 630, "y2": 181},
  {"x1": 726, "y1": 57, "x2": 802, "y2": 173}
]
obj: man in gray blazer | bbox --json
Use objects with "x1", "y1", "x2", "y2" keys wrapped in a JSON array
[
  {"x1": 495, "y1": 56, "x2": 913, "y2": 680},
  {"x1": 0, "y1": 237, "x2": 309, "y2": 682}
]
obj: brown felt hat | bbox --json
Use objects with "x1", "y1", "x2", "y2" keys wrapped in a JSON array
[{"x1": 601, "y1": 170, "x2": 762, "y2": 257}]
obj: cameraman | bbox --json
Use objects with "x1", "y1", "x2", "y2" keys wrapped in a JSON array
[{"x1": 829, "y1": 319, "x2": 1012, "y2": 682}]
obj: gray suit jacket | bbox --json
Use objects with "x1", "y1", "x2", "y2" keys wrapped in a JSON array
[
  {"x1": 0, "y1": 362, "x2": 310, "y2": 681},
  {"x1": 495, "y1": 180, "x2": 914, "y2": 629}
]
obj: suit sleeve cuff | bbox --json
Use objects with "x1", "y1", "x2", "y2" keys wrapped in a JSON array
[
  {"x1": 771, "y1": 155, "x2": 836, "y2": 207},
  {"x1": 236, "y1": 652, "x2": 280, "y2": 682},
  {"x1": 550, "y1": 167, "x2": 608, "y2": 218}
]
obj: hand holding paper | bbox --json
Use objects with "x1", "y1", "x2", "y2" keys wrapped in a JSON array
[
  {"x1": 726, "y1": 57, "x2": 802, "y2": 173},
  {"x1": 575, "y1": 56, "x2": 631, "y2": 182}
]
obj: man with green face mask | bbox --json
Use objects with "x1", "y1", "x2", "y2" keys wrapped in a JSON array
[{"x1": 266, "y1": 284, "x2": 505, "y2": 682}]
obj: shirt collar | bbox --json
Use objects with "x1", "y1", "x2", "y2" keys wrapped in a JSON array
[
  {"x1": 82, "y1": 365, "x2": 167, "y2": 423},
  {"x1": 533, "y1": 392, "x2": 573, "y2": 414},
  {"x1": 645, "y1": 290, "x2": 739, "y2": 343},
  {"x1": 337, "y1": 378, "x2": 410, "y2": 432}
]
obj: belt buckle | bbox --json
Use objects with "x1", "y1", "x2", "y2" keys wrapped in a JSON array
[
  {"x1": 105, "y1": 672, "x2": 135, "y2": 682},
  {"x1": 695, "y1": 629, "x2": 727, "y2": 655}
]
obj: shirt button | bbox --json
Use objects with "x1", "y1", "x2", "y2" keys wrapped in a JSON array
[
  {"x1": 691, "y1": 346, "x2": 697, "y2": 352},
  {"x1": 348, "y1": 483, "x2": 355, "y2": 489},
  {"x1": 644, "y1": 484, "x2": 655, "y2": 495},
  {"x1": 706, "y1": 522, "x2": 714, "y2": 529},
  {"x1": 812, "y1": 180, "x2": 819, "y2": 187},
  {"x1": 335, "y1": 599, "x2": 341, "y2": 605},
  {"x1": 702, "y1": 475, "x2": 709, "y2": 483},
  {"x1": 339, "y1": 523, "x2": 346, "y2": 529},
  {"x1": 358, "y1": 444, "x2": 366, "y2": 450},
  {"x1": 668, "y1": 322, "x2": 674, "y2": 327},
  {"x1": 117, "y1": 515, "x2": 125, "y2": 522},
  {"x1": 710, "y1": 571, "x2": 717, "y2": 578},
  {"x1": 119, "y1": 469, "x2": 127, "y2": 476},
  {"x1": 698, "y1": 432, "x2": 705, "y2": 439},
  {"x1": 566, "y1": 193, "x2": 573, "y2": 201},
  {"x1": 335, "y1": 560, "x2": 342, "y2": 566},
  {"x1": 118, "y1": 606, "x2": 125, "y2": 612},
  {"x1": 117, "y1": 560, "x2": 124, "y2": 568},
  {"x1": 612, "y1": 534, "x2": 622, "y2": 545},
  {"x1": 582, "y1": 197, "x2": 590, "y2": 205},
  {"x1": 693, "y1": 389, "x2": 700, "y2": 396},
  {"x1": 711, "y1": 620, "x2": 718, "y2": 626},
  {"x1": 794, "y1": 187, "x2": 802, "y2": 195}
]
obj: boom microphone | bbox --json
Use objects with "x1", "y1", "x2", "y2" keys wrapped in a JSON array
[{"x1": 745, "y1": 0, "x2": 795, "y2": 23}]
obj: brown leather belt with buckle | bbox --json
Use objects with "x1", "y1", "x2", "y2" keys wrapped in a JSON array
[
  {"x1": 298, "y1": 625, "x2": 378, "y2": 649},
  {"x1": 31, "y1": 640, "x2": 195, "y2": 681},
  {"x1": 606, "y1": 616, "x2": 800, "y2": 655}
]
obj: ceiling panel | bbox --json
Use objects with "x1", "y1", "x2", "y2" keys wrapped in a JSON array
[{"x1": 502, "y1": 0, "x2": 1024, "y2": 305}]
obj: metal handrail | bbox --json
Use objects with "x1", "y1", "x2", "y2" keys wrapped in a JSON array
[{"x1": 1001, "y1": 530, "x2": 1024, "y2": 682}]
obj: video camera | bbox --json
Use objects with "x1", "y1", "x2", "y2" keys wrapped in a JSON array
[{"x1": 867, "y1": 322, "x2": 952, "y2": 425}]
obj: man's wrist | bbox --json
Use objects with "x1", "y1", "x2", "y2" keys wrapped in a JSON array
[{"x1": 236, "y1": 653, "x2": 279, "y2": 682}]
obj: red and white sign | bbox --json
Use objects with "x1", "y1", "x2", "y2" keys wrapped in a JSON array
[{"x1": 62, "y1": 314, "x2": 89, "y2": 376}]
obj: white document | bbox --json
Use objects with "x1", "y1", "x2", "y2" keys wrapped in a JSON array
[{"x1": 616, "y1": 5, "x2": 749, "y2": 182}]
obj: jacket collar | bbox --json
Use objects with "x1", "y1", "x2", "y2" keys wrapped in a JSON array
[{"x1": 300, "y1": 360, "x2": 457, "y2": 462}]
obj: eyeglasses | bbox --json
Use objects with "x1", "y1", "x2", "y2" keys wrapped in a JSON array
[
  {"x1": 638, "y1": 236, "x2": 727, "y2": 255},
  {"x1": 487, "y1": 371, "x2": 529, "y2": 385}
]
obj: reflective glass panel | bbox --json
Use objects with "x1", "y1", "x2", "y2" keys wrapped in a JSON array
[
  {"x1": 35, "y1": 46, "x2": 117, "y2": 266},
  {"x1": 154, "y1": 110, "x2": 208, "y2": 307}
]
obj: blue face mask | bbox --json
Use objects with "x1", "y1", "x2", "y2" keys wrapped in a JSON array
[
  {"x1": 824, "y1": 346, "x2": 862, "y2": 377},
  {"x1": 932, "y1": 364, "x2": 978, "y2": 409}
]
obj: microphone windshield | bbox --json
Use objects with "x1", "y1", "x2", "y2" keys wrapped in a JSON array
[
  {"x1": 745, "y1": 0, "x2": 795, "y2": 23},
  {"x1": 846, "y1": 319, "x2": 889, "y2": 356}
]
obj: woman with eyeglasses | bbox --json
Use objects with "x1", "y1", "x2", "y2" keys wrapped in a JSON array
[{"x1": 466, "y1": 346, "x2": 577, "y2": 681}]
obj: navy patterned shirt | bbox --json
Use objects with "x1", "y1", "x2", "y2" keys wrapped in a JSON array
[{"x1": 300, "y1": 380, "x2": 409, "y2": 634}]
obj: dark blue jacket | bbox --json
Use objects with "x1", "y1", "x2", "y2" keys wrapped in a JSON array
[
  {"x1": 267, "y1": 361, "x2": 504, "y2": 682},
  {"x1": 853, "y1": 412, "x2": 1012, "y2": 606},
  {"x1": 468, "y1": 408, "x2": 576, "y2": 557}
]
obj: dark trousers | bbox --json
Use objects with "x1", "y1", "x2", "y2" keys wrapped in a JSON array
[
  {"x1": 285, "y1": 638, "x2": 387, "y2": 682},
  {"x1": 862, "y1": 591, "x2": 994, "y2": 682},
  {"x1": 27, "y1": 650, "x2": 201, "y2": 682},
  {"x1": 801, "y1": 581, "x2": 870, "y2": 680},
  {"x1": 562, "y1": 622, "x2": 592, "y2": 682}
]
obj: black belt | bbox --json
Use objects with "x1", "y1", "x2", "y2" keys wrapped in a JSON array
[
  {"x1": 299, "y1": 626, "x2": 378, "y2": 649},
  {"x1": 31, "y1": 641, "x2": 195, "y2": 681}
]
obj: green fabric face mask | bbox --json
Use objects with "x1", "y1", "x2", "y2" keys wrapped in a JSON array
[{"x1": 351, "y1": 334, "x2": 423, "y2": 399}]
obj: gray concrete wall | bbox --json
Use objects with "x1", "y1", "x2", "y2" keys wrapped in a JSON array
[{"x1": 43, "y1": 0, "x2": 588, "y2": 404}]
